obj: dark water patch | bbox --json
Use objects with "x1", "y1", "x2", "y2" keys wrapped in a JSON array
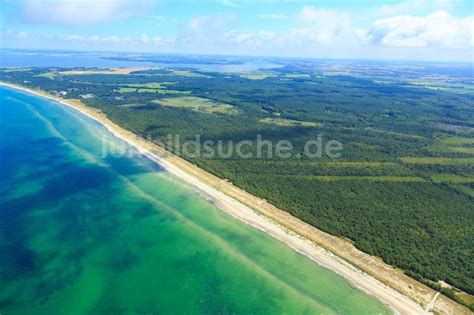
[{"x1": 40, "y1": 165, "x2": 114, "y2": 201}]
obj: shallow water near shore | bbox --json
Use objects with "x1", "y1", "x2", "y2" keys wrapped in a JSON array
[{"x1": 0, "y1": 86, "x2": 391, "y2": 314}]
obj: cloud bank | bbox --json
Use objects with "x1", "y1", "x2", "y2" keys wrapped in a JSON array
[
  {"x1": 2, "y1": 1, "x2": 473, "y2": 61},
  {"x1": 358, "y1": 11, "x2": 473, "y2": 49}
]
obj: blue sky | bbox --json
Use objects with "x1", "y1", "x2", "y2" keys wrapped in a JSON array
[{"x1": 1, "y1": 0, "x2": 473, "y2": 61}]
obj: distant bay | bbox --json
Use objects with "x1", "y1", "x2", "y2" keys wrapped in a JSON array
[{"x1": 0, "y1": 50, "x2": 281, "y2": 72}]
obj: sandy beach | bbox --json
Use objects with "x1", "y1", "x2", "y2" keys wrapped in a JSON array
[{"x1": 1, "y1": 82, "x2": 470, "y2": 315}]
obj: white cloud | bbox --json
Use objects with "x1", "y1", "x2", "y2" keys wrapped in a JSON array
[
  {"x1": 256, "y1": 14, "x2": 288, "y2": 20},
  {"x1": 19, "y1": 0, "x2": 155, "y2": 26},
  {"x1": 4, "y1": 2, "x2": 472, "y2": 60},
  {"x1": 140, "y1": 33, "x2": 151, "y2": 43},
  {"x1": 180, "y1": 14, "x2": 237, "y2": 43},
  {"x1": 224, "y1": 30, "x2": 255, "y2": 45},
  {"x1": 17, "y1": 32, "x2": 29, "y2": 39},
  {"x1": 220, "y1": 6, "x2": 355, "y2": 51},
  {"x1": 223, "y1": 30, "x2": 275, "y2": 46},
  {"x1": 294, "y1": 6, "x2": 353, "y2": 44},
  {"x1": 178, "y1": 6, "x2": 355, "y2": 50},
  {"x1": 371, "y1": 0, "x2": 452, "y2": 16},
  {"x1": 358, "y1": 11, "x2": 473, "y2": 49},
  {"x1": 1, "y1": 30, "x2": 32, "y2": 40},
  {"x1": 102, "y1": 36, "x2": 120, "y2": 44},
  {"x1": 152, "y1": 15, "x2": 166, "y2": 24},
  {"x1": 139, "y1": 33, "x2": 163, "y2": 45},
  {"x1": 220, "y1": 0, "x2": 239, "y2": 7},
  {"x1": 374, "y1": 1, "x2": 422, "y2": 16}
]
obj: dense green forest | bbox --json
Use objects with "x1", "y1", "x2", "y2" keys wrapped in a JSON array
[{"x1": 1, "y1": 64, "x2": 473, "y2": 308}]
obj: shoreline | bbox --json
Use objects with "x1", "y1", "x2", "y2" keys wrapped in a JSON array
[{"x1": 1, "y1": 82, "x2": 468, "y2": 315}]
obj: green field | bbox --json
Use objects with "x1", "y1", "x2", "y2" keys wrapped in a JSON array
[
  {"x1": 400, "y1": 157, "x2": 474, "y2": 164},
  {"x1": 152, "y1": 96, "x2": 238, "y2": 114},
  {"x1": 259, "y1": 117, "x2": 321, "y2": 127},
  {"x1": 438, "y1": 136, "x2": 474, "y2": 145},
  {"x1": 240, "y1": 73, "x2": 276, "y2": 80},
  {"x1": 285, "y1": 74, "x2": 311, "y2": 78},
  {"x1": 35, "y1": 72, "x2": 56, "y2": 79},
  {"x1": 426, "y1": 136, "x2": 474, "y2": 154},
  {"x1": 123, "y1": 82, "x2": 168, "y2": 88},
  {"x1": 407, "y1": 80, "x2": 474, "y2": 95},
  {"x1": 172, "y1": 70, "x2": 211, "y2": 78},
  {"x1": 453, "y1": 185, "x2": 474, "y2": 197},
  {"x1": 116, "y1": 83, "x2": 191, "y2": 95},
  {"x1": 117, "y1": 87, "x2": 138, "y2": 93},
  {"x1": 428, "y1": 145, "x2": 474, "y2": 154},
  {"x1": 320, "y1": 161, "x2": 399, "y2": 167},
  {"x1": 303, "y1": 175, "x2": 426, "y2": 182},
  {"x1": 431, "y1": 174, "x2": 474, "y2": 183}
]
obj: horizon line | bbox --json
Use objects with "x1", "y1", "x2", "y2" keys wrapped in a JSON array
[{"x1": 1, "y1": 47, "x2": 473, "y2": 65}]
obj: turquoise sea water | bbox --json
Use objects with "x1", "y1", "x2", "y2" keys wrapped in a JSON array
[{"x1": 0, "y1": 86, "x2": 391, "y2": 314}]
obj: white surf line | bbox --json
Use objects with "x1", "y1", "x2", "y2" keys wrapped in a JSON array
[{"x1": 0, "y1": 82, "x2": 429, "y2": 315}]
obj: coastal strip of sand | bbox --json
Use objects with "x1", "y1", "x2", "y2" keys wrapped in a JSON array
[{"x1": 1, "y1": 82, "x2": 470, "y2": 315}]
